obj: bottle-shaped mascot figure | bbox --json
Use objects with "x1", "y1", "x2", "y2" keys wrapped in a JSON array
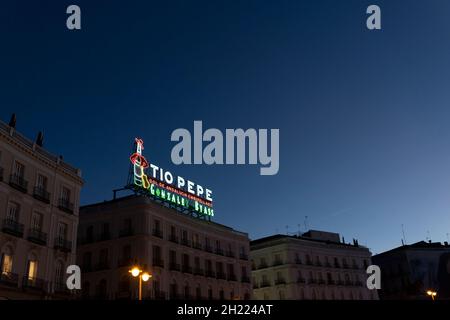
[{"x1": 130, "y1": 138, "x2": 150, "y2": 188}]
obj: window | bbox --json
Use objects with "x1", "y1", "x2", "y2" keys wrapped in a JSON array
[
  {"x1": 57, "y1": 222, "x2": 68, "y2": 240},
  {"x1": 99, "y1": 249, "x2": 109, "y2": 267},
  {"x1": 122, "y1": 245, "x2": 131, "y2": 260},
  {"x1": 169, "y1": 250, "x2": 177, "y2": 264},
  {"x1": 14, "y1": 161, "x2": 25, "y2": 177},
  {"x1": 170, "y1": 226, "x2": 176, "y2": 237},
  {"x1": 86, "y1": 226, "x2": 94, "y2": 242},
  {"x1": 7, "y1": 202, "x2": 19, "y2": 222},
  {"x1": 208, "y1": 287, "x2": 213, "y2": 300},
  {"x1": 55, "y1": 261, "x2": 64, "y2": 285},
  {"x1": 184, "y1": 284, "x2": 190, "y2": 299},
  {"x1": 219, "y1": 288, "x2": 225, "y2": 300},
  {"x1": 61, "y1": 187, "x2": 71, "y2": 202},
  {"x1": 1, "y1": 253, "x2": 13, "y2": 274},
  {"x1": 27, "y1": 259, "x2": 38, "y2": 280},
  {"x1": 154, "y1": 219, "x2": 160, "y2": 231},
  {"x1": 101, "y1": 223, "x2": 110, "y2": 239},
  {"x1": 31, "y1": 212, "x2": 43, "y2": 231},
  {"x1": 36, "y1": 174, "x2": 47, "y2": 190},
  {"x1": 194, "y1": 257, "x2": 200, "y2": 269},
  {"x1": 83, "y1": 252, "x2": 92, "y2": 269},
  {"x1": 153, "y1": 246, "x2": 162, "y2": 261},
  {"x1": 241, "y1": 266, "x2": 247, "y2": 277},
  {"x1": 123, "y1": 218, "x2": 132, "y2": 231},
  {"x1": 182, "y1": 230, "x2": 188, "y2": 241},
  {"x1": 196, "y1": 286, "x2": 201, "y2": 300},
  {"x1": 182, "y1": 254, "x2": 190, "y2": 267}
]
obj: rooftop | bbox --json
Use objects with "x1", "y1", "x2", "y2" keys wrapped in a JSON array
[
  {"x1": 374, "y1": 240, "x2": 450, "y2": 257},
  {"x1": 0, "y1": 117, "x2": 82, "y2": 178}
]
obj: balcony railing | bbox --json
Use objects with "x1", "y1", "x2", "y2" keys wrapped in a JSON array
[
  {"x1": 306, "y1": 260, "x2": 313, "y2": 266},
  {"x1": 308, "y1": 279, "x2": 317, "y2": 284},
  {"x1": 345, "y1": 280, "x2": 353, "y2": 286},
  {"x1": 117, "y1": 258, "x2": 133, "y2": 268},
  {"x1": 153, "y1": 259, "x2": 164, "y2": 268},
  {"x1": 169, "y1": 235, "x2": 179, "y2": 244},
  {"x1": 240, "y1": 253, "x2": 249, "y2": 261},
  {"x1": 227, "y1": 274, "x2": 237, "y2": 282},
  {"x1": 297, "y1": 278, "x2": 306, "y2": 284},
  {"x1": 204, "y1": 245, "x2": 213, "y2": 253},
  {"x1": 225, "y1": 251, "x2": 235, "y2": 258},
  {"x1": 99, "y1": 232, "x2": 111, "y2": 241},
  {"x1": 22, "y1": 277, "x2": 46, "y2": 291},
  {"x1": 241, "y1": 276, "x2": 251, "y2": 283},
  {"x1": 193, "y1": 242, "x2": 202, "y2": 250},
  {"x1": 0, "y1": 272, "x2": 19, "y2": 287},
  {"x1": 28, "y1": 228, "x2": 47, "y2": 245},
  {"x1": 337, "y1": 280, "x2": 345, "y2": 286},
  {"x1": 216, "y1": 272, "x2": 226, "y2": 280},
  {"x1": 260, "y1": 281, "x2": 271, "y2": 288},
  {"x1": 180, "y1": 238, "x2": 191, "y2": 247},
  {"x1": 54, "y1": 282, "x2": 71, "y2": 294},
  {"x1": 152, "y1": 228, "x2": 163, "y2": 239},
  {"x1": 205, "y1": 270, "x2": 215, "y2": 278},
  {"x1": 2, "y1": 219, "x2": 24, "y2": 238},
  {"x1": 54, "y1": 237, "x2": 72, "y2": 252},
  {"x1": 275, "y1": 278, "x2": 286, "y2": 285},
  {"x1": 215, "y1": 248, "x2": 224, "y2": 256},
  {"x1": 95, "y1": 261, "x2": 110, "y2": 271},
  {"x1": 58, "y1": 198, "x2": 74, "y2": 214},
  {"x1": 119, "y1": 228, "x2": 134, "y2": 238},
  {"x1": 273, "y1": 260, "x2": 283, "y2": 267},
  {"x1": 169, "y1": 263, "x2": 181, "y2": 272},
  {"x1": 193, "y1": 268, "x2": 204, "y2": 276},
  {"x1": 33, "y1": 186, "x2": 51, "y2": 204},
  {"x1": 182, "y1": 266, "x2": 192, "y2": 274},
  {"x1": 327, "y1": 280, "x2": 336, "y2": 285},
  {"x1": 9, "y1": 174, "x2": 28, "y2": 193},
  {"x1": 258, "y1": 263, "x2": 268, "y2": 269},
  {"x1": 295, "y1": 259, "x2": 303, "y2": 265},
  {"x1": 318, "y1": 279, "x2": 326, "y2": 285},
  {"x1": 325, "y1": 262, "x2": 332, "y2": 268}
]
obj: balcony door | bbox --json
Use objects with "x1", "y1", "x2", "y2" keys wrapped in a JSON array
[{"x1": 27, "y1": 259, "x2": 38, "y2": 280}]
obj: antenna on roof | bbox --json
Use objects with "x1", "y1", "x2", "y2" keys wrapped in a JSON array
[
  {"x1": 401, "y1": 224, "x2": 407, "y2": 245},
  {"x1": 304, "y1": 216, "x2": 309, "y2": 232},
  {"x1": 426, "y1": 230, "x2": 431, "y2": 242},
  {"x1": 286, "y1": 225, "x2": 289, "y2": 235},
  {"x1": 9, "y1": 113, "x2": 16, "y2": 128}
]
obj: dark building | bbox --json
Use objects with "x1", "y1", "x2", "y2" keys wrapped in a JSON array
[{"x1": 373, "y1": 241, "x2": 450, "y2": 300}]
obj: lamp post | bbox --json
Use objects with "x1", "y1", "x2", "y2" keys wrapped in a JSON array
[
  {"x1": 129, "y1": 266, "x2": 152, "y2": 301},
  {"x1": 426, "y1": 290, "x2": 437, "y2": 301}
]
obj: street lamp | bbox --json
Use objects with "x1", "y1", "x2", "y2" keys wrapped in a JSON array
[
  {"x1": 426, "y1": 290, "x2": 437, "y2": 301},
  {"x1": 129, "y1": 266, "x2": 152, "y2": 301}
]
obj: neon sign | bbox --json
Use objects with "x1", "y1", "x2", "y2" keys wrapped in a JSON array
[{"x1": 129, "y1": 138, "x2": 214, "y2": 218}]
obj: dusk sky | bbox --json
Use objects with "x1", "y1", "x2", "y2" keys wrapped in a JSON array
[{"x1": 1, "y1": 0, "x2": 450, "y2": 254}]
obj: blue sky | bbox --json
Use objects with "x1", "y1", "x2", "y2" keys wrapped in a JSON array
[{"x1": 1, "y1": 0, "x2": 450, "y2": 254}]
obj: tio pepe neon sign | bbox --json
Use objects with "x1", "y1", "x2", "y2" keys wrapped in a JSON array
[{"x1": 130, "y1": 138, "x2": 214, "y2": 217}]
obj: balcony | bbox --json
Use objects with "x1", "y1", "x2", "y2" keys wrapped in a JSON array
[
  {"x1": 117, "y1": 258, "x2": 133, "y2": 268},
  {"x1": 295, "y1": 259, "x2": 303, "y2": 265},
  {"x1": 193, "y1": 268, "x2": 204, "y2": 276},
  {"x1": 260, "y1": 281, "x2": 271, "y2": 288},
  {"x1": 273, "y1": 259, "x2": 283, "y2": 267},
  {"x1": 205, "y1": 270, "x2": 215, "y2": 278},
  {"x1": 216, "y1": 272, "x2": 226, "y2": 280},
  {"x1": 182, "y1": 266, "x2": 192, "y2": 274},
  {"x1": 22, "y1": 277, "x2": 46, "y2": 291},
  {"x1": 297, "y1": 278, "x2": 306, "y2": 284},
  {"x1": 327, "y1": 280, "x2": 336, "y2": 285},
  {"x1": 180, "y1": 238, "x2": 191, "y2": 247},
  {"x1": 204, "y1": 245, "x2": 213, "y2": 253},
  {"x1": 9, "y1": 174, "x2": 28, "y2": 193},
  {"x1": 241, "y1": 276, "x2": 250, "y2": 283},
  {"x1": 239, "y1": 253, "x2": 249, "y2": 261},
  {"x1": 95, "y1": 261, "x2": 110, "y2": 271},
  {"x1": 54, "y1": 282, "x2": 71, "y2": 294},
  {"x1": 169, "y1": 235, "x2": 179, "y2": 244},
  {"x1": 58, "y1": 198, "x2": 74, "y2": 214},
  {"x1": 334, "y1": 263, "x2": 341, "y2": 268},
  {"x1": 0, "y1": 272, "x2": 19, "y2": 287},
  {"x1": 315, "y1": 261, "x2": 323, "y2": 267},
  {"x1": 345, "y1": 280, "x2": 353, "y2": 286},
  {"x1": 308, "y1": 279, "x2": 317, "y2": 284},
  {"x1": 2, "y1": 219, "x2": 24, "y2": 238},
  {"x1": 225, "y1": 251, "x2": 235, "y2": 258},
  {"x1": 152, "y1": 228, "x2": 163, "y2": 239},
  {"x1": 33, "y1": 186, "x2": 51, "y2": 204},
  {"x1": 325, "y1": 262, "x2": 332, "y2": 268},
  {"x1": 306, "y1": 260, "x2": 313, "y2": 266},
  {"x1": 27, "y1": 228, "x2": 47, "y2": 246},
  {"x1": 154, "y1": 290, "x2": 166, "y2": 300},
  {"x1": 337, "y1": 280, "x2": 345, "y2": 286},
  {"x1": 169, "y1": 263, "x2": 181, "y2": 272},
  {"x1": 193, "y1": 242, "x2": 202, "y2": 250},
  {"x1": 275, "y1": 278, "x2": 286, "y2": 285},
  {"x1": 258, "y1": 262, "x2": 268, "y2": 270},
  {"x1": 119, "y1": 228, "x2": 134, "y2": 238},
  {"x1": 54, "y1": 237, "x2": 72, "y2": 252},
  {"x1": 227, "y1": 274, "x2": 237, "y2": 282},
  {"x1": 343, "y1": 263, "x2": 350, "y2": 269},
  {"x1": 153, "y1": 259, "x2": 164, "y2": 268},
  {"x1": 215, "y1": 248, "x2": 224, "y2": 256},
  {"x1": 99, "y1": 232, "x2": 111, "y2": 241},
  {"x1": 318, "y1": 279, "x2": 326, "y2": 285}
]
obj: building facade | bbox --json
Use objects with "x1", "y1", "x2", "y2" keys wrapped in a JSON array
[
  {"x1": 77, "y1": 195, "x2": 252, "y2": 300},
  {"x1": 373, "y1": 241, "x2": 450, "y2": 300},
  {"x1": 0, "y1": 117, "x2": 83, "y2": 299},
  {"x1": 251, "y1": 230, "x2": 378, "y2": 300}
]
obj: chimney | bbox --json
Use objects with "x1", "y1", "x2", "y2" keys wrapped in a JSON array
[
  {"x1": 35, "y1": 131, "x2": 44, "y2": 147},
  {"x1": 8, "y1": 113, "x2": 16, "y2": 128}
]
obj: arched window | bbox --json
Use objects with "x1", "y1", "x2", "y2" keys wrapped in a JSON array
[
  {"x1": 170, "y1": 280, "x2": 178, "y2": 299},
  {"x1": 1, "y1": 245, "x2": 14, "y2": 275},
  {"x1": 184, "y1": 283, "x2": 190, "y2": 299},
  {"x1": 82, "y1": 282, "x2": 90, "y2": 299},
  {"x1": 208, "y1": 286, "x2": 213, "y2": 300},
  {"x1": 219, "y1": 288, "x2": 225, "y2": 300},
  {"x1": 196, "y1": 285, "x2": 202, "y2": 300}
]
